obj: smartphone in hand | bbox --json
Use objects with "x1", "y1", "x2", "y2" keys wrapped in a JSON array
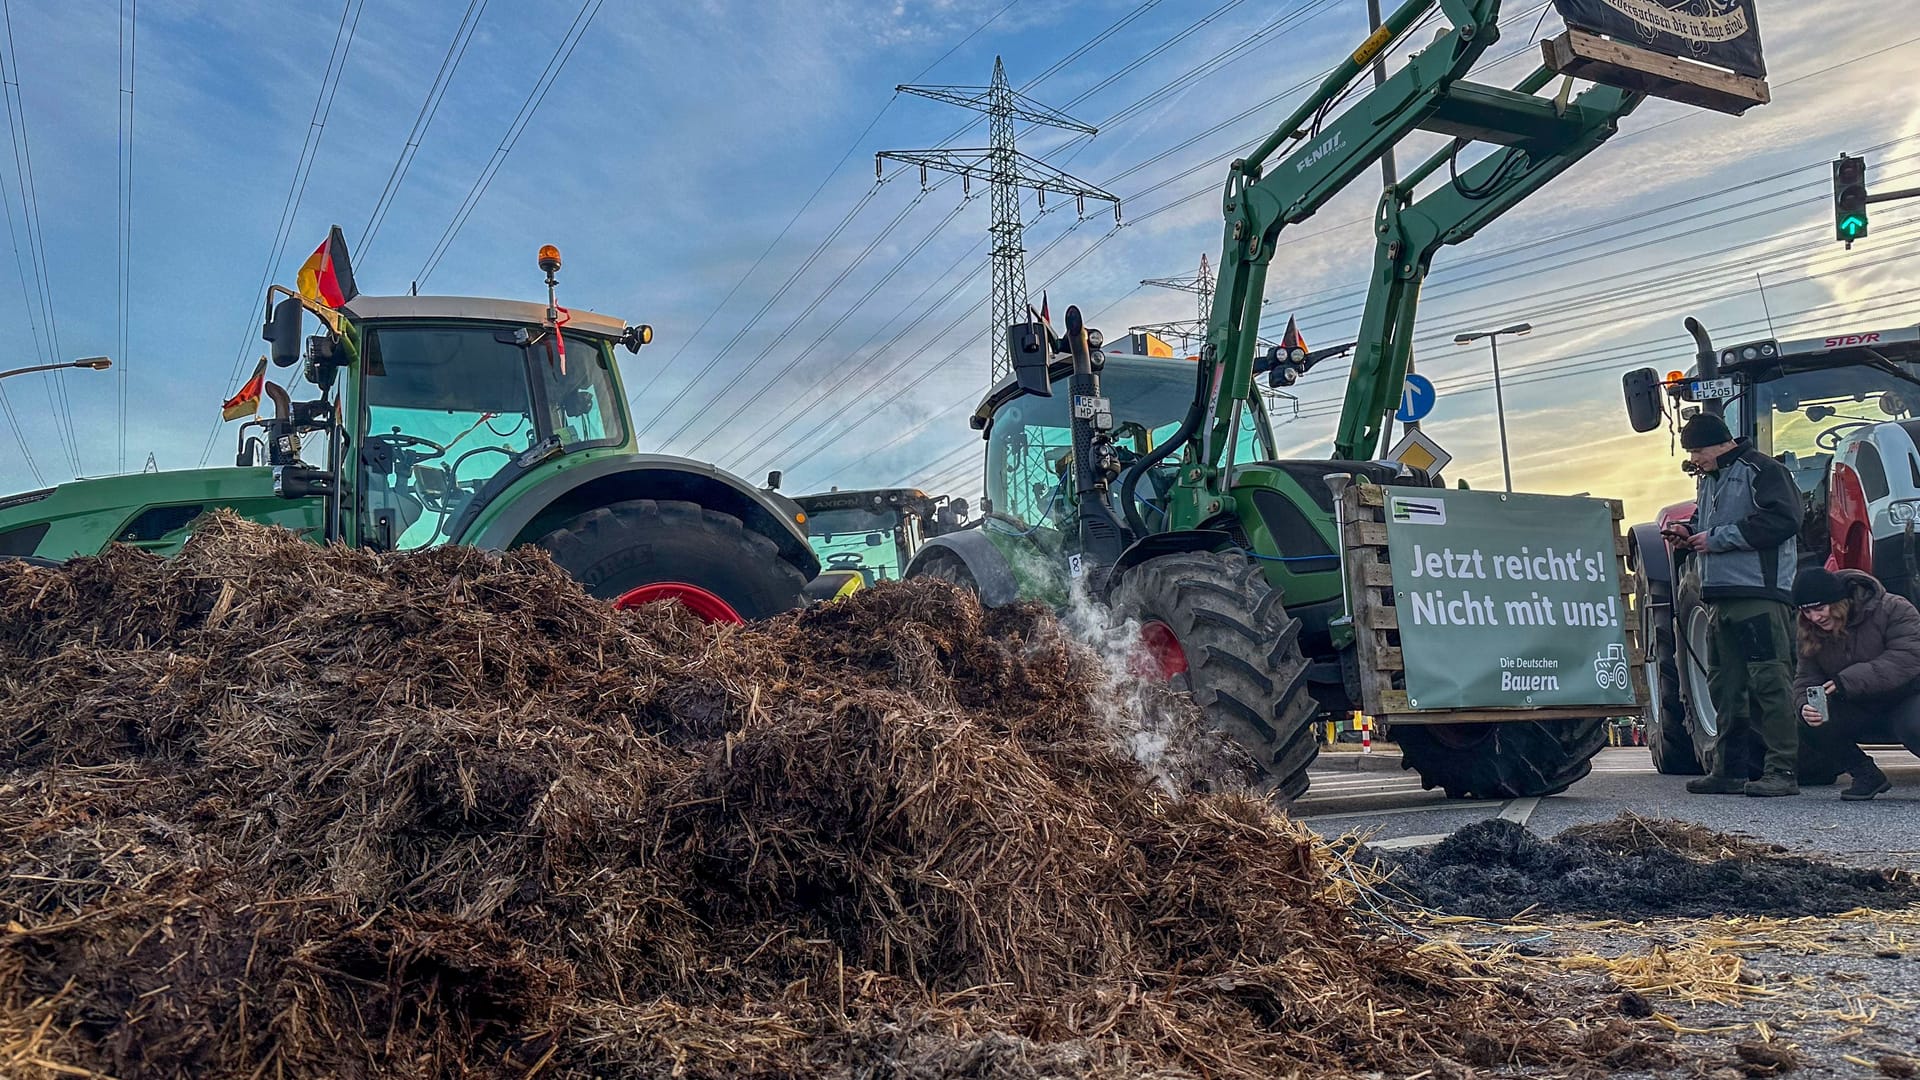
[{"x1": 1804, "y1": 685, "x2": 1830, "y2": 726}]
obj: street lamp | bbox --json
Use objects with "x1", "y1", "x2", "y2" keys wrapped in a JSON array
[
  {"x1": 0, "y1": 356, "x2": 112, "y2": 380},
  {"x1": 1452, "y1": 323, "x2": 1531, "y2": 493}
]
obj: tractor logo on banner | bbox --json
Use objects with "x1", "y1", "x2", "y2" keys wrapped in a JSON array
[
  {"x1": 1390, "y1": 497, "x2": 1447, "y2": 526},
  {"x1": 1552, "y1": 0, "x2": 1765, "y2": 77},
  {"x1": 1593, "y1": 643, "x2": 1631, "y2": 690}
]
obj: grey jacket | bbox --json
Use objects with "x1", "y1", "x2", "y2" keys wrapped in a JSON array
[{"x1": 1686, "y1": 439, "x2": 1800, "y2": 604}]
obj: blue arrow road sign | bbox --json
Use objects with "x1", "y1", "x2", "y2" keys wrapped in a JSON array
[{"x1": 1396, "y1": 373, "x2": 1437, "y2": 423}]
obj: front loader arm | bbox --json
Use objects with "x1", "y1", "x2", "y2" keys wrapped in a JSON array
[
  {"x1": 1197, "y1": 0, "x2": 1504, "y2": 478},
  {"x1": 1333, "y1": 75, "x2": 1643, "y2": 460}
]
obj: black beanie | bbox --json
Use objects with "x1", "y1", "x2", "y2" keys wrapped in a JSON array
[
  {"x1": 1679, "y1": 413, "x2": 1734, "y2": 450},
  {"x1": 1793, "y1": 568, "x2": 1847, "y2": 607}
]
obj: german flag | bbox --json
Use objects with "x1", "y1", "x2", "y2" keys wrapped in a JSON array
[
  {"x1": 297, "y1": 225, "x2": 359, "y2": 309},
  {"x1": 223, "y1": 357, "x2": 268, "y2": 421}
]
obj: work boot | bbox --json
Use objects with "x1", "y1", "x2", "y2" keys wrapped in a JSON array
[
  {"x1": 1686, "y1": 775, "x2": 1747, "y2": 794},
  {"x1": 1841, "y1": 763, "x2": 1893, "y2": 802},
  {"x1": 1744, "y1": 773, "x2": 1800, "y2": 798}
]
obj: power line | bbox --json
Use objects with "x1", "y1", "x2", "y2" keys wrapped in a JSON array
[
  {"x1": 677, "y1": 196, "x2": 976, "y2": 457},
  {"x1": 654, "y1": 0, "x2": 1342, "y2": 447},
  {"x1": 682, "y1": 0, "x2": 1353, "y2": 461},
  {"x1": 199, "y1": 0, "x2": 368, "y2": 467},
  {"x1": 415, "y1": 0, "x2": 605, "y2": 287},
  {"x1": 359, "y1": 0, "x2": 488, "y2": 258},
  {"x1": 116, "y1": 0, "x2": 136, "y2": 474},
  {"x1": 0, "y1": 0, "x2": 78, "y2": 475}
]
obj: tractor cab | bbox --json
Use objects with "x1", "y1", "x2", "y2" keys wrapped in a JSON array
[
  {"x1": 793, "y1": 487, "x2": 966, "y2": 597},
  {"x1": 970, "y1": 352, "x2": 1274, "y2": 534},
  {"x1": 256, "y1": 241, "x2": 653, "y2": 555},
  {"x1": 1627, "y1": 327, "x2": 1920, "y2": 574}
]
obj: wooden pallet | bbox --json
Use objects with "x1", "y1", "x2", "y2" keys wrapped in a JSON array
[
  {"x1": 1542, "y1": 28, "x2": 1770, "y2": 116},
  {"x1": 1339, "y1": 483, "x2": 1649, "y2": 727}
]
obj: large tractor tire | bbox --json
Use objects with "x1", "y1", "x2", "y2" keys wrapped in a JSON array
[
  {"x1": 536, "y1": 499, "x2": 806, "y2": 621},
  {"x1": 1671, "y1": 564, "x2": 1754, "y2": 777},
  {"x1": 1638, "y1": 571, "x2": 1701, "y2": 774},
  {"x1": 1393, "y1": 718, "x2": 1609, "y2": 800},
  {"x1": 1108, "y1": 551, "x2": 1319, "y2": 801}
]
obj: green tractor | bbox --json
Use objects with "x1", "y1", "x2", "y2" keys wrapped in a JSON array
[
  {"x1": 0, "y1": 231, "x2": 818, "y2": 621},
  {"x1": 785, "y1": 486, "x2": 968, "y2": 601},
  {"x1": 907, "y1": 0, "x2": 1757, "y2": 800}
]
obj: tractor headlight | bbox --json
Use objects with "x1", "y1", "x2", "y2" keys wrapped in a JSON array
[
  {"x1": 1890, "y1": 499, "x2": 1920, "y2": 525},
  {"x1": 1085, "y1": 328, "x2": 1104, "y2": 349}
]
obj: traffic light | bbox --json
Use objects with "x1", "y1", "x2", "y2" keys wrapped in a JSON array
[{"x1": 1834, "y1": 153, "x2": 1869, "y2": 246}]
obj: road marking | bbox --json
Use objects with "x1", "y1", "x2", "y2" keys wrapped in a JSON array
[
  {"x1": 1294, "y1": 798, "x2": 1465, "y2": 822},
  {"x1": 1366, "y1": 832, "x2": 1452, "y2": 850},
  {"x1": 1498, "y1": 796, "x2": 1540, "y2": 826}
]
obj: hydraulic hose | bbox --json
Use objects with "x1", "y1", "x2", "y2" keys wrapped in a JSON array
[{"x1": 1120, "y1": 353, "x2": 1213, "y2": 537}]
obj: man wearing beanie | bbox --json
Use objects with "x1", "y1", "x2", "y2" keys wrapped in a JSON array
[
  {"x1": 1792, "y1": 566, "x2": 1920, "y2": 799},
  {"x1": 1662, "y1": 411, "x2": 1804, "y2": 796}
]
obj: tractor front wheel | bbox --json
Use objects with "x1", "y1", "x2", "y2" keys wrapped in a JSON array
[
  {"x1": 1638, "y1": 570, "x2": 1701, "y2": 775},
  {"x1": 1392, "y1": 718, "x2": 1609, "y2": 800},
  {"x1": 536, "y1": 499, "x2": 806, "y2": 621},
  {"x1": 1108, "y1": 551, "x2": 1319, "y2": 801}
]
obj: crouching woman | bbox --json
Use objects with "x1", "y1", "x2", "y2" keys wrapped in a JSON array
[{"x1": 1793, "y1": 568, "x2": 1920, "y2": 800}]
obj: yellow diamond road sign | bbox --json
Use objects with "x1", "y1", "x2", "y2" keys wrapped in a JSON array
[{"x1": 1387, "y1": 427, "x2": 1452, "y2": 476}]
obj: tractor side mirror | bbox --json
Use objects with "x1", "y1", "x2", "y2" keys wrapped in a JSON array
[
  {"x1": 1622, "y1": 367, "x2": 1664, "y2": 433},
  {"x1": 267, "y1": 296, "x2": 305, "y2": 368},
  {"x1": 1806, "y1": 405, "x2": 1836, "y2": 422},
  {"x1": 950, "y1": 497, "x2": 969, "y2": 521},
  {"x1": 1882, "y1": 391, "x2": 1911, "y2": 417},
  {"x1": 765, "y1": 470, "x2": 782, "y2": 491},
  {"x1": 865, "y1": 532, "x2": 884, "y2": 547},
  {"x1": 1007, "y1": 322, "x2": 1053, "y2": 398}
]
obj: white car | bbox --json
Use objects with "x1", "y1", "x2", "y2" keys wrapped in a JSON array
[{"x1": 1830, "y1": 417, "x2": 1920, "y2": 605}]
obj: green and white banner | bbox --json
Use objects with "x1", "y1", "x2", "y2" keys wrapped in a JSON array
[{"x1": 1383, "y1": 487, "x2": 1635, "y2": 711}]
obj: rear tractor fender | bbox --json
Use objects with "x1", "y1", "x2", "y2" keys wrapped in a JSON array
[
  {"x1": 466, "y1": 455, "x2": 821, "y2": 580},
  {"x1": 1107, "y1": 529, "x2": 1236, "y2": 595},
  {"x1": 905, "y1": 528, "x2": 1023, "y2": 607},
  {"x1": 1627, "y1": 521, "x2": 1674, "y2": 599}
]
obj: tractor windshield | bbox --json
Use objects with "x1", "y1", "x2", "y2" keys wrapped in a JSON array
[
  {"x1": 806, "y1": 506, "x2": 908, "y2": 583},
  {"x1": 359, "y1": 325, "x2": 624, "y2": 549},
  {"x1": 984, "y1": 357, "x2": 1270, "y2": 527},
  {"x1": 1729, "y1": 361, "x2": 1920, "y2": 493}
]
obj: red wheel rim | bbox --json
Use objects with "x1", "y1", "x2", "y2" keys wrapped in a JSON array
[
  {"x1": 1133, "y1": 620, "x2": 1189, "y2": 679},
  {"x1": 613, "y1": 582, "x2": 744, "y2": 624}
]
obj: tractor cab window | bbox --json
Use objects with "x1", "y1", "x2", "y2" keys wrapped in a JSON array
[
  {"x1": 1729, "y1": 361, "x2": 1919, "y2": 494},
  {"x1": 539, "y1": 335, "x2": 625, "y2": 447},
  {"x1": 806, "y1": 506, "x2": 909, "y2": 584},
  {"x1": 360, "y1": 326, "x2": 541, "y2": 550},
  {"x1": 984, "y1": 357, "x2": 1268, "y2": 527}
]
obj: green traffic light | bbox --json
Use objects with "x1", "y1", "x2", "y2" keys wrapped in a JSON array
[{"x1": 1841, "y1": 214, "x2": 1867, "y2": 237}]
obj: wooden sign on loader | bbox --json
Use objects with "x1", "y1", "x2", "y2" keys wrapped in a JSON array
[
  {"x1": 1340, "y1": 483, "x2": 1649, "y2": 725},
  {"x1": 1542, "y1": 0, "x2": 1770, "y2": 116}
]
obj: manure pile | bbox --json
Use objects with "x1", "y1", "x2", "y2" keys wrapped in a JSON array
[
  {"x1": 4, "y1": 515, "x2": 1568, "y2": 1079},
  {"x1": 1387, "y1": 816, "x2": 1917, "y2": 920}
]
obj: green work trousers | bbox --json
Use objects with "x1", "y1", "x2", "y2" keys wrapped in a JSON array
[{"x1": 1705, "y1": 597, "x2": 1798, "y2": 780}]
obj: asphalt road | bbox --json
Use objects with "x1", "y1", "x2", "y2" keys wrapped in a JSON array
[{"x1": 1296, "y1": 746, "x2": 1920, "y2": 869}]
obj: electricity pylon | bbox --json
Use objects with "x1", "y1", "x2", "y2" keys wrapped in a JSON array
[
  {"x1": 1129, "y1": 254, "x2": 1215, "y2": 350},
  {"x1": 878, "y1": 57, "x2": 1119, "y2": 385}
]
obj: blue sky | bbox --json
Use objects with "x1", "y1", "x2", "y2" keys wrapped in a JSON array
[{"x1": 0, "y1": 0, "x2": 1915, "y2": 525}]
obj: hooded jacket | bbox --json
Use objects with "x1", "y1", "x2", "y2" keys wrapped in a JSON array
[
  {"x1": 1794, "y1": 570, "x2": 1920, "y2": 699},
  {"x1": 1686, "y1": 439, "x2": 1800, "y2": 603}
]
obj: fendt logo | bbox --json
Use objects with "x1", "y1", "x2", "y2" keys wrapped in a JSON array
[
  {"x1": 1295, "y1": 131, "x2": 1346, "y2": 173},
  {"x1": 1825, "y1": 332, "x2": 1883, "y2": 348}
]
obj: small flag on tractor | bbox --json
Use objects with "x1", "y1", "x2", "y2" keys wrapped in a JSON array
[
  {"x1": 1279, "y1": 315, "x2": 1308, "y2": 357},
  {"x1": 222, "y1": 357, "x2": 268, "y2": 421},
  {"x1": 297, "y1": 225, "x2": 359, "y2": 309}
]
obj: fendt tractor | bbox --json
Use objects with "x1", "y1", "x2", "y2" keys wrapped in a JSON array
[
  {"x1": 906, "y1": 0, "x2": 1761, "y2": 801},
  {"x1": 787, "y1": 486, "x2": 969, "y2": 601},
  {"x1": 1623, "y1": 321, "x2": 1920, "y2": 775},
  {"x1": 0, "y1": 231, "x2": 819, "y2": 621}
]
